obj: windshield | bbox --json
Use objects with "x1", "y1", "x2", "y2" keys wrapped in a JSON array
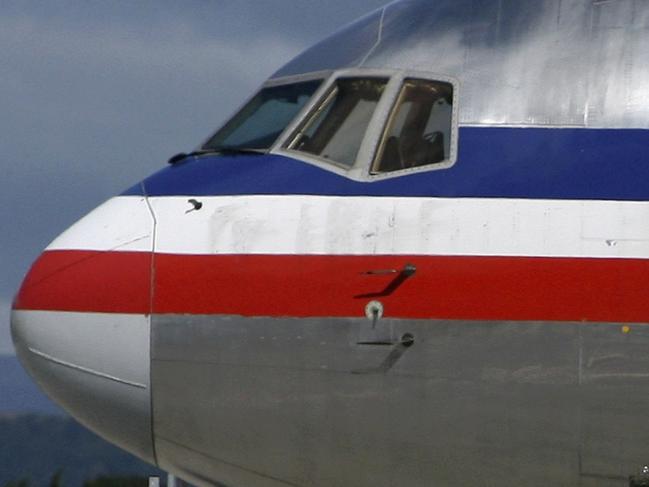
[
  {"x1": 372, "y1": 79, "x2": 454, "y2": 173},
  {"x1": 202, "y1": 79, "x2": 323, "y2": 151},
  {"x1": 286, "y1": 78, "x2": 388, "y2": 168}
]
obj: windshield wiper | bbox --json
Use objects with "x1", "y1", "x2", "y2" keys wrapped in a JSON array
[
  {"x1": 208, "y1": 146, "x2": 267, "y2": 155},
  {"x1": 168, "y1": 147, "x2": 267, "y2": 165}
]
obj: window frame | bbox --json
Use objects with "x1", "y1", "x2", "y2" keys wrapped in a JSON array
[
  {"x1": 281, "y1": 74, "x2": 392, "y2": 171},
  {"x1": 199, "y1": 68, "x2": 460, "y2": 181},
  {"x1": 368, "y1": 75, "x2": 458, "y2": 179},
  {"x1": 272, "y1": 68, "x2": 459, "y2": 181},
  {"x1": 272, "y1": 68, "x2": 393, "y2": 178}
]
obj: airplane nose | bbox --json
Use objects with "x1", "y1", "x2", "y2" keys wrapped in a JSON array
[
  {"x1": 10, "y1": 196, "x2": 156, "y2": 464},
  {"x1": 10, "y1": 310, "x2": 155, "y2": 462}
]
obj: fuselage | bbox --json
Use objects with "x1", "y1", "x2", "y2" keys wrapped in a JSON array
[{"x1": 11, "y1": 1, "x2": 649, "y2": 486}]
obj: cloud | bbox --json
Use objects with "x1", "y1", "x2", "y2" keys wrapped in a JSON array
[{"x1": 0, "y1": 9, "x2": 297, "y2": 166}]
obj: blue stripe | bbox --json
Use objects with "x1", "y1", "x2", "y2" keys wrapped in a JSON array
[{"x1": 122, "y1": 127, "x2": 649, "y2": 200}]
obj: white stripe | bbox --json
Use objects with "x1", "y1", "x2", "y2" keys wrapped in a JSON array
[
  {"x1": 148, "y1": 195, "x2": 649, "y2": 259},
  {"x1": 47, "y1": 196, "x2": 154, "y2": 252}
]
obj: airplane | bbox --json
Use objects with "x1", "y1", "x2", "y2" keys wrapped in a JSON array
[{"x1": 11, "y1": 0, "x2": 649, "y2": 485}]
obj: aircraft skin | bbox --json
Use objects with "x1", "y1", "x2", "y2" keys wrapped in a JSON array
[{"x1": 10, "y1": 0, "x2": 649, "y2": 486}]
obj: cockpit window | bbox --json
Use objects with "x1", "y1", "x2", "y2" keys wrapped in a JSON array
[
  {"x1": 372, "y1": 79, "x2": 453, "y2": 173},
  {"x1": 285, "y1": 78, "x2": 388, "y2": 168},
  {"x1": 207, "y1": 70, "x2": 457, "y2": 179},
  {"x1": 202, "y1": 79, "x2": 322, "y2": 151}
]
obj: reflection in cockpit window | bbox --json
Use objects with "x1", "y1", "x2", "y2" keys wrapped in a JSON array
[
  {"x1": 203, "y1": 79, "x2": 322, "y2": 151},
  {"x1": 287, "y1": 78, "x2": 388, "y2": 168},
  {"x1": 373, "y1": 79, "x2": 453, "y2": 173}
]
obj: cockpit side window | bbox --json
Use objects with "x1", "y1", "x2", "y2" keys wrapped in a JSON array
[
  {"x1": 371, "y1": 79, "x2": 453, "y2": 174},
  {"x1": 202, "y1": 79, "x2": 322, "y2": 151},
  {"x1": 285, "y1": 78, "x2": 388, "y2": 168}
]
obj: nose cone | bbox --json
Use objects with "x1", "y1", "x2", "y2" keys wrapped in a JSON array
[
  {"x1": 11, "y1": 310, "x2": 155, "y2": 463},
  {"x1": 11, "y1": 196, "x2": 156, "y2": 464}
]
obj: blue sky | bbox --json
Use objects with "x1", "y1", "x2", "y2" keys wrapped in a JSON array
[{"x1": 0, "y1": 0, "x2": 389, "y2": 355}]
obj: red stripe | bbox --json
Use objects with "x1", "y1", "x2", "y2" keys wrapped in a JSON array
[
  {"x1": 14, "y1": 250, "x2": 151, "y2": 314},
  {"x1": 154, "y1": 253, "x2": 649, "y2": 322},
  {"x1": 14, "y1": 250, "x2": 649, "y2": 323}
]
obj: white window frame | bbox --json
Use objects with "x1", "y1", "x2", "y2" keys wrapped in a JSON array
[{"x1": 271, "y1": 68, "x2": 460, "y2": 182}]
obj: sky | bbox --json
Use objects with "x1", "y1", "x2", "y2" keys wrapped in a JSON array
[{"x1": 0, "y1": 0, "x2": 390, "y2": 356}]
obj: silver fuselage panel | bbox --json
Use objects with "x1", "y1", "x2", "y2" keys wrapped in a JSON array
[
  {"x1": 275, "y1": 0, "x2": 649, "y2": 129},
  {"x1": 152, "y1": 315, "x2": 649, "y2": 487}
]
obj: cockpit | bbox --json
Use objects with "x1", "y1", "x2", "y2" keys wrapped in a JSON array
[{"x1": 201, "y1": 69, "x2": 458, "y2": 181}]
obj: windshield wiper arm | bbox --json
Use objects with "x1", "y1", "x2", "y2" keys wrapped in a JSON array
[{"x1": 168, "y1": 147, "x2": 267, "y2": 165}]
